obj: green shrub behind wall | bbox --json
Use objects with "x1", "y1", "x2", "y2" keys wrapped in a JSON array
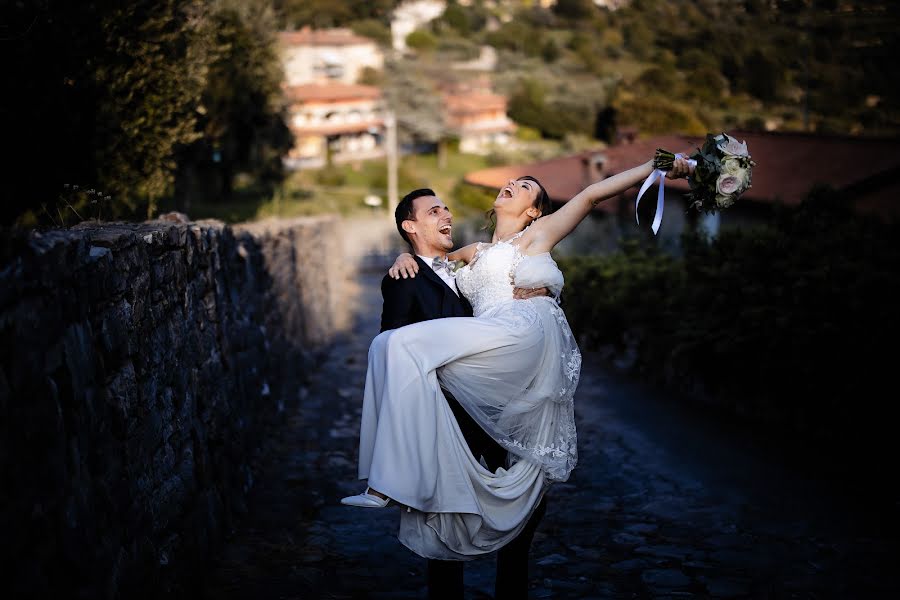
[{"x1": 558, "y1": 186, "x2": 900, "y2": 443}]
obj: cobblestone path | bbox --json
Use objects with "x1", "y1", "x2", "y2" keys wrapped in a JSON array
[{"x1": 200, "y1": 268, "x2": 898, "y2": 599}]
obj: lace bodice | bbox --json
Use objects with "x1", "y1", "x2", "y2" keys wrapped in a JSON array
[{"x1": 455, "y1": 233, "x2": 565, "y2": 317}]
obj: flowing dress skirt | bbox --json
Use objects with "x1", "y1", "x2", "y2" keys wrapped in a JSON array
[{"x1": 357, "y1": 296, "x2": 579, "y2": 560}]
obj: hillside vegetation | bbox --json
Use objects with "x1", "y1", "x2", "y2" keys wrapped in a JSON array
[{"x1": 279, "y1": 1, "x2": 899, "y2": 139}]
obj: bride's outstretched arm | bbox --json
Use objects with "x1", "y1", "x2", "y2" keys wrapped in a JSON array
[
  {"x1": 528, "y1": 157, "x2": 690, "y2": 253},
  {"x1": 528, "y1": 159, "x2": 652, "y2": 253}
]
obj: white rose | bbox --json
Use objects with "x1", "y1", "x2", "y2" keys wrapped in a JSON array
[
  {"x1": 716, "y1": 174, "x2": 741, "y2": 196},
  {"x1": 723, "y1": 158, "x2": 743, "y2": 175}
]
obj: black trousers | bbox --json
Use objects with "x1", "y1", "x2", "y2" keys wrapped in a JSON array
[{"x1": 427, "y1": 391, "x2": 548, "y2": 599}]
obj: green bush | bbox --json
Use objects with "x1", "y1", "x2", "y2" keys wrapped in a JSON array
[
  {"x1": 558, "y1": 240, "x2": 682, "y2": 353},
  {"x1": 368, "y1": 163, "x2": 425, "y2": 194},
  {"x1": 437, "y1": 3, "x2": 488, "y2": 37},
  {"x1": 541, "y1": 38, "x2": 560, "y2": 63},
  {"x1": 559, "y1": 187, "x2": 900, "y2": 444},
  {"x1": 406, "y1": 29, "x2": 437, "y2": 51},
  {"x1": 614, "y1": 94, "x2": 706, "y2": 135},
  {"x1": 636, "y1": 66, "x2": 680, "y2": 94},
  {"x1": 684, "y1": 66, "x2": 727, "y2": 105},
  {"x1": 350, "y1": 19, "x2": 392, "y2": 47},
  {"x1": 315, "y1": 166, "x2": 347, "y2": 187},
  {"x1": 485, "y1": 21, "x2": 541, "y2": 56},
  {"x1": 507, "y1": 77, "x2": 599, "y2": 139},
  {"x1": 437, "y1": 37, "x2": 481, "y2": 61},
  {"x1": 515, "y1": 125, "x2": 543, "y2": 141},
  {"x1": 452, "y1": 182, "x2": 496, "y2": 214}
]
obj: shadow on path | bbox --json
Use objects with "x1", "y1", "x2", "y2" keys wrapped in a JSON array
[{"x1": 199, "y1": 264, "x2": 899, "y2": 599}]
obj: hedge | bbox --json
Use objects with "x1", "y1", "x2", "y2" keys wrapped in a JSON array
[{"x1": 557, "y1": 186, "x2": 899, "y2": 446}]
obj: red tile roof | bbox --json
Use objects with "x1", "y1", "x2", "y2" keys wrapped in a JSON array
[
  {"x1": 464, "y1": 131, "x2": 900, "y2": 218},
  {"x1": 278, "y1": 27, "x2": 376, "y2": 47},
  {"x1": 465, "y1": 151, "x2": 625, "y2": 214},
  {"x1": 290, "y1": 119, "x2": 384, "y2": 136},
  {"x1": 284, "y1": 83, "x2": 382, "y2": 103}
]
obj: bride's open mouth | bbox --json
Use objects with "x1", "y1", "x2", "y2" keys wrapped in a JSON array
[{"x1": 498, "y1": 186, "x2": 513, "y2": 199}]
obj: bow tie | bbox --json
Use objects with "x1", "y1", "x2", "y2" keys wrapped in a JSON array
[{"x1": 431, "y1": 256, "x2": 453, "y2": 274}]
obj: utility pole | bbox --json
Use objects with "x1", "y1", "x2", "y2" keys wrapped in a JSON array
[
  {"x1": 802, "y1": 15, "x2": 810, "y2": 132},
  {"x1": 803, "y1": 58, "x2": 809, "y2": 131},
  {"x1": 385, "y1": 109, "x2": 399, "y2": 219}
]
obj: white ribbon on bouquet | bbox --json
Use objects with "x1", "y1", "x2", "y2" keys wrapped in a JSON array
[{"x1": 635, "y1": 153, "x2": 697, "y2": 235}]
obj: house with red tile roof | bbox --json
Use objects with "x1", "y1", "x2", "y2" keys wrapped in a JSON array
[
  {"x1": 279, "y1": 27, "x2": 383, "y2": 87},
  {"x1": 463, "y1": 131, "x2": 900, "y2": 244},
  {"x1": 278, "y1": 28, "x2": 386, "y2": 168},
  {"x1": 442, "y1": 80, "x2": 517, "y2": 155},
  {"x1": 282, "y1": 83, "x2": 385, "y2": 169}
]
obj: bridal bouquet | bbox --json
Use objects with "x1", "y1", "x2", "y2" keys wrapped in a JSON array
[{"x1": 654, "y1": 132, "x2": 756, "y2": 212}]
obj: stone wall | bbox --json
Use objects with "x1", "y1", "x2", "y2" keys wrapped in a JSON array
[{"x1": 0, "y1": 215, "x2": 346, "y2": 599}]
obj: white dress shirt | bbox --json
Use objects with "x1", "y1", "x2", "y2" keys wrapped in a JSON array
[{"x1": 418, "y1": 254, "x2": 459, "y2": 296}]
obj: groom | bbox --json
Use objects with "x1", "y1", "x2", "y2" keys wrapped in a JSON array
[{"x1": 380, "y1": 188, "x2": 548, "y2": 600}]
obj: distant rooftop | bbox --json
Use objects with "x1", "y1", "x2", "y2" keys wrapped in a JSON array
[
  {"x1": 279, "y1": 27, "x2": 377, "y2": 47},
  {"x1": 464, "y1": 131, "x2": 900, "y2": 219},
  {"x1": 284, "y1": 84, "x2": 382, "y2": 103}
]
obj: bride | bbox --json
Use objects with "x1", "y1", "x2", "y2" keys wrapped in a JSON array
[{"x1": 343, "y1": 155, "x2": 692, "y2": 560}]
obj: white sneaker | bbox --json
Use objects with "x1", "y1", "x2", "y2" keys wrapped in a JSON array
[{"x1": 340, "y1": 488, "x2": 392, "y2": 508}]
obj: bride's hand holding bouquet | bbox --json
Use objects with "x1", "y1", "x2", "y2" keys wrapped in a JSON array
[{"x1": 638, "y1": 132, "x2": 756, "y2": 234}]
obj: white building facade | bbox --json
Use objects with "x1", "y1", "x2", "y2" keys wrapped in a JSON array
[
  {"x1": 391, "y1": 0, "x2": 446, "y2": 52},
  {"x1": 279, "y1": 28, "x2": 383, "y2": 86},
  {"x1": 278, "y1": 28, "x2": 387, "y2": 169}
]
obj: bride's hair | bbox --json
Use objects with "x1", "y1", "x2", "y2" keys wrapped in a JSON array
[
  {"x1": 483, "y1": 175, "x2": 553, "y2": 233},
  {"x1": 520, "y1": 176, "x2": 553, "y2": 217}
]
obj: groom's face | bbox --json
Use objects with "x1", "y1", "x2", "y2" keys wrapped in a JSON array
[{"x1": 405, "y1": 196, "x2": 453, "y2": 255}]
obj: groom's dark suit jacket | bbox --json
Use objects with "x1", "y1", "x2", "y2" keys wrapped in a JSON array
[
  {"x1": 380, "y1": 256, "x2": 505, "y2": 470},
  {"x1": 381, "y1": 256, "x2": 472, "y2": 328}
]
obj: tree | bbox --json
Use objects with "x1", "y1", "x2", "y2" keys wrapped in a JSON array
[
  {"x1": 745, "y1": 50, "x2": 782, "y2": 102},
  {"x1": 406, "y1": 29, "x2": 438, "y2": 52},
  {"x1": 552, "y1": 0, "x2": 596, "y2": 21},
  {"x1": 350, "y1": 19, "x2": 392, "y2": 47},
  {"x1": 507, "y1": 78, "x2": 597, "y2": 140},
  {"x1": 4, "y1": 0, "x2": 214, "y2": 225},
  {"x1": 175, "y1": 0, "x2": 291, "y2": 209},
  {"x1": 485, "y1": 21, "x2": 541, "y2": 56},
  {"x1": 442, "y1": 4, "x2": 471, "y2": 36},
  {"x1": 623, "y1": 19, "x2": 654, "y2": 60},
  {"x1": 508, "y1": 78, "x2": 551, "y2": 135},
  {"x1": 273, "y1": 0, "x2": 399, "y2": 29},
  {"x1": 614, "y1": 95, "x2": 707, "y2": 135},
  {"x1": 381, "y1": 59, "x2": 452, "y2": 166},
  {"x1": 4, "y1": 0, "x2": 292, "y2": 226},
  {"x1": 541, "y1": 39, "x2": 561, "y2": 63}
]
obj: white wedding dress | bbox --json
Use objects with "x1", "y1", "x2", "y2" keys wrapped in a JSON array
[{"x1": 356, "y1": 230, "x2": 581, "y2": 560}]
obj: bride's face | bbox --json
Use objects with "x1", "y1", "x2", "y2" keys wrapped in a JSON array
[{"x1": 494, "y1": 178, "x2": 539, "y2": 217}]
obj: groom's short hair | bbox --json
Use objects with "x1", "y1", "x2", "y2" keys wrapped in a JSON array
[{"x1": 396, "y1": 188, "x2": 436, "y2": 246}]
